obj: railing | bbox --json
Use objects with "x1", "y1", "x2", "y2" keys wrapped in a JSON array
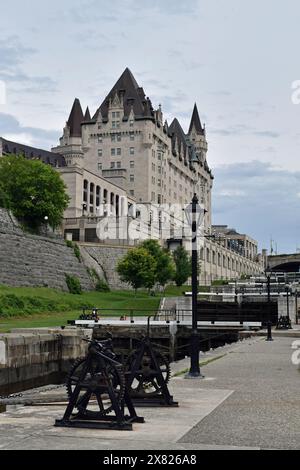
[
  {"x1": 72, "y1": 307, "x2": 177, "y2": 324},
  {"x1": 68, "y1": 305, "x2": 275, "y2": 328}
]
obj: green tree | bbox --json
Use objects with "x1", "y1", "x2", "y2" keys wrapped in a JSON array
[
  {"x1": 173, "y1": 245, "x2": 192, "y2": 287},
  {"x1": 117, "y1": 247, "x2": 157, "y2": 293},
  {"x1": 141, "y1": 240, "x2": 175, "y2": 290},
  {"x1": 0, "y1": 180, "x2": 10, "y2": 209},
  {"x1": 0, "y1": 155, "x2": 69, "y2": 229}
]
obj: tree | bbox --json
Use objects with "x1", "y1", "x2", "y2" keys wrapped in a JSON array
[
  {"x1": 0, "y1": 155, "x2": 70, "y2": 229},
  {"x1": 117, "y1": 247, "x2": 157, "y2": 293},
  {"x1": 141, "y1": 240, "x2": 175, "y2": 290},
  {"x1": 173, "y1": 245, "x2": 192, "y2": 287},
  {"x1": 0, "y1": 180, "x2": 10, "y2": 209}
]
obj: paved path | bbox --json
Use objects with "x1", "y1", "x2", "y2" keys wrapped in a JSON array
[
  {"x1": 180, "y1": 336, "x2": 300, "y2": 450},
  {"x1": 0, "y1": 336, "x2": 299, "y2": 450}
]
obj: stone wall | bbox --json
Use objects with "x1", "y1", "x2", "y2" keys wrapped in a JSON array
[
  {"x1": 0, "y1": 328, "x2": 90, "y2": 393},
  {"x1": 0, "y1": 209, "x2": 93, "y2": 291},
  {"x1": 80, "y1": 243, "x2": 131, "y2": 290}
]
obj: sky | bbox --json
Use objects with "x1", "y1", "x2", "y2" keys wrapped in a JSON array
[{"x1": 0, "y1": 0, "x2": 299, "y2": 253}]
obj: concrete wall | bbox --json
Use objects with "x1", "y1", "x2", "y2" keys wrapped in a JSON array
[
  {"x1": 0, "y1": 329, "x2": 90, "y2": 393},
  {"x1": 0, "y1": 209, "x2": 93, "y2": 291}
]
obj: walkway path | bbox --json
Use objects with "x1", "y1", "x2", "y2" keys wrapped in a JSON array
[{"x1": 0, "y1": 336, "x2": 299, "y2": 450}]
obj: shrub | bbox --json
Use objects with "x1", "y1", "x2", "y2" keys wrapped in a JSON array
[
  {"x1": 65, "y1": 274, "x2": 82, "y2": 295},
  {"x1": 87, "y1": 268, "x2": 110, "y2": 292},
  {"x1": 0, "y1": 294, "x2": 25, "y2": 310},
  {"x1": 65, "y1": 240, "x2": 81, "y2": 262},
  {"x1": 95, "y1": 278, "x2": 110, "y2": 292},
  {"x1": 73, "y1": 243, "x2": 81, "y2": 262}
]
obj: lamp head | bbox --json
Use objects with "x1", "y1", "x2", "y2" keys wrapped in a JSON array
[
  {"x1": 265, "y1": 265, "x2": 272, "y2": 277},
  {"x1": 185, "y1": 195, "x2": 207, "y2": 229}
]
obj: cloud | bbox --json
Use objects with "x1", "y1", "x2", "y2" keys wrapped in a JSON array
[
  {"x1": 0, "y1": 35, "x2": 35, "y2": 69},
  {"x1": 0, "y1": 36, "x2": 57, "y2": 94},
  {"x1": 212, "y1": 161, "x2": 300, "y2": 253},
  {"x1": 0, "y1": 112, "x2": 60, "y2": 149},
  {"x1": 253, "y1": 130, "x2": 280, "y2": 138},
  {"x1": 211, "y1": 125, "x2": 280, "y2": 138},
  {"x1": 210, "y1": 90, "x2": 232, "y2": 97},
  {"x1": 67, "y1": 0, "x2": 199, "y2": 22},
  {"x1": 138, "y1": 0, "x2": 199, "y2": 15}
]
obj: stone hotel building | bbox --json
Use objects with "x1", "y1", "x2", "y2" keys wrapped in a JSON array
[{"x1": 0, "y1": 68, "x2": 264, "y2": 282}]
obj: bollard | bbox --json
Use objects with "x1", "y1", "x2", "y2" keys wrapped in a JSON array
[{"x1": 266, "y1": 321, "x2": 273, "y2": 342}]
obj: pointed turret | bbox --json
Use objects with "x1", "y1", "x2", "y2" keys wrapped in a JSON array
[
  {"x1": 67, "y1": 98, "x2": 84, "y2": 137},
  {"x1": 93, "y1": 67, "x2": 154, "y2": 121},
  {"x1": 188, "y1": 103, "x2": 204, "y2": 135},
  {"x1": 84, "y1": 106, "x2": 91, "y2": 122}
]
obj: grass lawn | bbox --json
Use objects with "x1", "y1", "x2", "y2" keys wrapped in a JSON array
[
  {"x1": 0, "y1": 284, "x2": 193, "y2": 332},
  {"x1": 0, "y1": 287, "x2": 160, "y2": 332}
]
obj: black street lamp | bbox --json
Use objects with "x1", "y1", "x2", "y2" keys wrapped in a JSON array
[
  {"x1": 265, "y1": 266, "x2": 273, "y2": 341},
  {"x1": 285, "y1": 286, "x2": 292, "y2": 328},
  {"x1": 185, "y1": 193, "x2": 207, "y2": 378}
]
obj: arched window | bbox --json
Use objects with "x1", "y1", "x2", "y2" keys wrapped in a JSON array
[
  {"x1": 90, "y1": 183, "x2": 95, "y2": 213},
  {"x1": 103, "y1": 189, "x2": 108, "y2": 204},
  {"x1": 83, "y1": 180, "x2": 88, "y2": 203},
  {"x1": 96, "y1": 186, "x2": 101, "y2": 207}
]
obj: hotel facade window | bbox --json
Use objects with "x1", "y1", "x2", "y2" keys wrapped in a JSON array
[
  {"x1": 130, "y1": 147, "x2": 135, "y2": 155},
  {"x1": 90, "y1": 183, "x2": 94, "y2": 213},
  {"x1": 96, "y1": 186, "x2": 100, "y2": 207},
  {"x1": 83, "y1": 180, "x2": 88, "y2": 202}
]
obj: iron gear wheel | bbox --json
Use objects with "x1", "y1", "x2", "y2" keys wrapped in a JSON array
[
  {"x1": 66, "y1": 357, "x2": 126, "y2": 418},
  {"x1": 125, "y1": 349, "x2": 171, "y2": 398}
]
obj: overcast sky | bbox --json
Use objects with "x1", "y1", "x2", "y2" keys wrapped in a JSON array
[{"x1": 0, "y1": 0, "x2": 299, "y2": 253}]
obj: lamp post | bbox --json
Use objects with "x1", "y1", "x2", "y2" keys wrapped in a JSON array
[
  {"x1": 44, "y1": 216, "x2": 49, "y2": 237},
  {"x1": 185, "y1": 193, "x2": 207, "y2": 378},
  {"x1": 265, "y1": 266, "x2": 273, "y2": 341},
  {"x1": 286, "y1": 286, "x2": 291, "y2": 327},
  {"x1": 82, "y1": 203, "x2": 87, "y2": 217}
]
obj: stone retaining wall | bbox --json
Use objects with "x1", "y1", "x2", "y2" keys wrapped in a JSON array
[
  {"x1": 80, "y1": 244, "x2": 132, "y2": 290},
  {"x1": 0, "y1": 329, "x2": 90, "y2": 393},
  {"x1": 0, "y1": 209, "x2": 93, "y2": 291}
]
